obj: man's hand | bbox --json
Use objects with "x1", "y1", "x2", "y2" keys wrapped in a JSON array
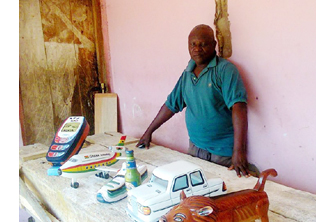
[
  {"x1": 228, "y1": 149, "x2": 250, "y2": 177},
  {"x1": 136, "y1": 132, "x2": 152, "y2": 149}
]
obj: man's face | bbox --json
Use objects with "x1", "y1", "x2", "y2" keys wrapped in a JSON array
[{"x1": 188, "y1": 28, "x2": 216, "y2": 66}]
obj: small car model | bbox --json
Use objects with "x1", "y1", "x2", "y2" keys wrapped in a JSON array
[{"x1": 126, "y1": 160, "x2": 227, "y2": 222}]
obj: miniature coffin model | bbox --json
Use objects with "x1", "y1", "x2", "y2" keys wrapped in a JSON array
[
  {"x1": 58, "y1": 136, "x2": 127, "y2": 188},
  {"x1": 96, "y1": 162, "x2": 148, "y2": 203},
  {"x1": 126, "y1": 160, "x2": 227, "y2": 222},
  {"x1": 160, "y1": 169, "x2": 278, "y2": 222}
]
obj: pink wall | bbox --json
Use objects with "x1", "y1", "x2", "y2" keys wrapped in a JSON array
[{"x1": 101, "y1": 0, "x2": 316, "y2": 194}]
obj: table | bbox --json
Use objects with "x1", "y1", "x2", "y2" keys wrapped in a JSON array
[{"x1": 19, "y1": 132, "x2": 316, "y2": 222}]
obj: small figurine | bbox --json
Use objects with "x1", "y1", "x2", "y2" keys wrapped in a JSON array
[
  {"x1": 159, "y1": 168, "x2": 277, "y2": 222},
  {"x1": 96, "y1": 161, "x2": 148, "y2": 203},
  {"x1": 125, "y1": 150, "x2": 142, "y2": 190}
]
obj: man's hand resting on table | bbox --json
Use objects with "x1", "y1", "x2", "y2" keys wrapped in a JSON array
[
  {"x1": 228, "y1": 149, "x2": 250, "y2": 178},
  {"x1": 136, "y1": 132, "x2": 152, "y2": 149}
]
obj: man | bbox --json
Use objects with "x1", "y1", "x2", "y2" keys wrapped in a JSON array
[{"x1": 136, "y1": 24, "x2": 250, "y2": 177}]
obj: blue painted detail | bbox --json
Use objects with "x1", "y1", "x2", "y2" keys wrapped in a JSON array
[
  {"x1": 96, "y1": 193, "x2": 106, "y2": 203},
  {"x1": 47, "y1": 166, "x2": 61, "y2": 176},
  {"x1": 96, "y1": 192, "x2": 127, "y2": 204}
]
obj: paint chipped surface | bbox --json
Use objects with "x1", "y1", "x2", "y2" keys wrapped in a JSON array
[{"x1": 214, "y1": 0, "x2": 232, "y2": 58}]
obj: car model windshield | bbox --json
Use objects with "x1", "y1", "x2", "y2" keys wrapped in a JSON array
[{"x1": 150, "y1": 174, "x2": 168, "y2": 192}]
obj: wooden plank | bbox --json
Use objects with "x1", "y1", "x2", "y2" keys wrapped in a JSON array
[
  {"x1": 19, "y1": 143, "x2": 48, "y2": 165},
  {"x1": 39, "y1": 0, "x2": 80, "y2": 131},
  {"x1": 19, "y1": 0, "x2": 55, "y2": 145},
  {"x1": 19, "y1": 84, "x2": 26, "y2": 146},
  {"x1": 94, "y1": 93, "x2": 118, "y2": 134},
  {"x1": 92, "y1": 0, "x2": 107, "y2": 86},
  {"x1": 19, "y1": 177, "x2": 55, "y2": 222},
  {"x1": 69, "y1": 0, "x2": 98, "y2": 134},
  {"x1": 40, "y1": 0, "x2": 99, "y2": 135},
  {"x1": 44, "y1": 42, "x2": 78, "y2": 129},
  {"x1": 20, "y1": 0, "x2": 100, "y2": 145}
]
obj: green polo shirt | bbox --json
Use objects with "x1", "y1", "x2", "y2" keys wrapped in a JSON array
[{"x1": 165, "y1": 56, "x2": 247, "y2": 156}]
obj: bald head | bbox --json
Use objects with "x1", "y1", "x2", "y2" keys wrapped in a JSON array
[
  {"x1": 189, "y1": 24, "x2": 215, "y2": 41},
  {"x1": 188, "y1": 24, "x2": 217, "y2": 66}
]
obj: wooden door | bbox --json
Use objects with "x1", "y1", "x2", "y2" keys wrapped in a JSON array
[{"x1": 19, "y1": 0, "x2": 104, "y2": 145}]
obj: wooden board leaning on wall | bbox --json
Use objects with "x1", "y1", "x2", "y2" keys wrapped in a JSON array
[{"x1": 19, "y1": 0, "x2": 105, "y2": 145}]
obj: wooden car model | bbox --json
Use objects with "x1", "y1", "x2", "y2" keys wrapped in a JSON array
[{"x1": 126, "y1": 160, "x2": 227, "y2": 222}]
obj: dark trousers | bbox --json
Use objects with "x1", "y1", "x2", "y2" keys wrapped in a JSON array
[{"x1": 187, "y1": 140, "x2": 232, "y2": 167}]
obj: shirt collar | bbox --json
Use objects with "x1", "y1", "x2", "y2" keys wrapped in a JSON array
[{"x1": 185, "y1": 55, "x2": 218, "y2": 72}]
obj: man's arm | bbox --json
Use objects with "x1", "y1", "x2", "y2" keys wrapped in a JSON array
[
  {"x1": 229, "y1": 102, "x2": 250, "y2": 177},
  {"x1": 136, "y1": 104, "x2": 175, "y2": 149}
]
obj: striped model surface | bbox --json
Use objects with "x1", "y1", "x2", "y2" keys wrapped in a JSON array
[
  {"x1": 58, "y1": 136, "x2": 127, "y2": 188},
  {"x1": 97, "y1": 162, "x2": 148, "y2": 203}
]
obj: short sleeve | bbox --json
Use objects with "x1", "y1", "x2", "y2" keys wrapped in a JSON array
[
  {"x1": 165, "y1": 74, "x2": 186, "y2": 113},
  {"x1": 220, "y1": 63, "x2": 248, "y2": 109}
]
